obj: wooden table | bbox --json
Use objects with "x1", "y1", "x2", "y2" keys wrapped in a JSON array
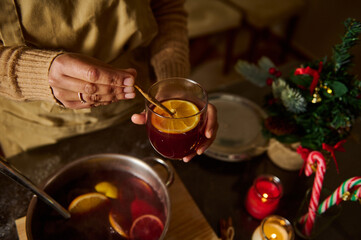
[
  {"x1": 3, "y1": 80, "x2": 361, "y2": 240},
  {"x1": 172, "y1": 81, "x2": 361, "y2": 240}
]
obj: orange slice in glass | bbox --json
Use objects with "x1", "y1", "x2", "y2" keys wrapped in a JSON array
[
  {"x1": 151, "y1": 99, "x2": 200, "y2": 134},
  {"x1": 68, "y1": 192, "x2": 108, "y2": 215}
]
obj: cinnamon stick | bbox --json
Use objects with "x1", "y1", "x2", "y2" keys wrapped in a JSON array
[{"x1": 134, "y1": 84, "x2": 175, "y2": 117}]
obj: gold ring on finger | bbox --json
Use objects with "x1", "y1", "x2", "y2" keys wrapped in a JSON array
[{"x1": 78, "y1": 92, "x2": 86, "y2": 103}]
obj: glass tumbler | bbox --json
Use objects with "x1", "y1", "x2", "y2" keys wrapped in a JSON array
[{"x1": 145, "y1": 78, "x2": 208, "y2": 160}]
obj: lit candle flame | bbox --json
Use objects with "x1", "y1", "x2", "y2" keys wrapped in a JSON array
[
  {"x1": 270, "y1": 233, "x2": 277, "y2": 239},
  {"x1": 261, "y1": 193, "x2": 268, "y2": 202}
]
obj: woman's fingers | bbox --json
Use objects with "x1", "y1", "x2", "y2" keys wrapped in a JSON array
[
  {"x1": 183, "y1": 152, "x2": 197, "y2": 163},
  {"x1": 183, "y1": 103, "x2": 218, "y2": 162},
  {"x1": 51, "y1": 87, "x2": 134, "y2": 105},
  {"x1": 131, "y1": 111, "x2": 146, "y2": 125},
  {"x1": 49, "y1": 74, "x2": 134, "y2": 96},
  {"x1": 50, "y1": 53, "x2": 136, "y2": 87},
  {"x1": 196, "y1": 103, "x2": 218, "y2": 154},
  {"x1": 49, "y1": 53, "x2": 137, "y2": 109},
  {"x1": 205, "y1": 103, "x2": 218, "y2": 139}
]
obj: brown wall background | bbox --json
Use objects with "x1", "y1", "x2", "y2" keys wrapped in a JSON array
[{"x1": 293, "y1": 0, "x2": 361, "y2": 75}]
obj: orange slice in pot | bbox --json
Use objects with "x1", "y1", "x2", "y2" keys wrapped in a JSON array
[
  {"x1": 95, "y1": 181, "x2": 118, "y2": 199},
  {"x1": 68, "y1": 192, "x2": 108, "y2": 215},
  {"x1": 109, "y1": 210, "x2": 129, "y2": 238},
  {"x1": 151, "y1": 99, "x2": 200, "y2": 134},
  {"x1": 130, "y1": 214, "x2": 164, "y2": 240}
]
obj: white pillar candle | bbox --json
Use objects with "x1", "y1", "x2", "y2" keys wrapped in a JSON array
[{"x1": 252, "y1": 215, "x2": 294, "y2": 240}]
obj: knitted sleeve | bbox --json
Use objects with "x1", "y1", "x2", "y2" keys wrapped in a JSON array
[
  {"x1": 150, "y1": 0, "x2": 190, "y2": 80},
  {"x1": 0, "y1": 46, "x2": 63, "y2": 102}
]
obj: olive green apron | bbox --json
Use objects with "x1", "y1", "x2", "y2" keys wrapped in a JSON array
[{"x1": 0, "y1": 0, "x2": 158, "y2": 157}]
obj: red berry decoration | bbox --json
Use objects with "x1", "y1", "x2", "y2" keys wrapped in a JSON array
[
  {"x1": 266, "y1": 78, "x2": 273, "y2": 86},
  {"x1": 269, "y1": 67, "x2": 277, "y2": 75}
]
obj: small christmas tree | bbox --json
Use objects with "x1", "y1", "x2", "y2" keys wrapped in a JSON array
[{"x1": 235, "y1": 18, "x2": 361, "y2": 170}]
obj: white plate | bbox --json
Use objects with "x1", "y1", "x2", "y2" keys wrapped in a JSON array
[{"x1": 205, "y1": 93, "x2": 269, "y2": 162}]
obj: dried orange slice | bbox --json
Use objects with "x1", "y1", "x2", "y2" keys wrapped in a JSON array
[
  {"x1": 68, "y1": 192, "x2": 108, "y2": 215},
  {"x1": 130, "y1": 214, "x2": 164, "y2": 240},
  {"x1": 95, "y1": 181, "x2": 118, "y2": 199},
  {"x1": 151, "y1": 99, "x2": 200, "y2": 134}
]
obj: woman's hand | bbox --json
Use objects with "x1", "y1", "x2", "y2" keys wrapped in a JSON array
[
  {"x1": 48, "y1": 53, "x2": 136, "y2": 109},
  {"x1": 131, "y1": 103, "x2": 218, "y2": 162}
]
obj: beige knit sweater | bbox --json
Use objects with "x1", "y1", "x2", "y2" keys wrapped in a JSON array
[
  {"x1": 0, "y1": 47, "x2": 62, "y2": 102},
  {"x1": 0, "y1": 0, "x2": 190, "y2": 156},
  {"x1": 0, "y1": 0, "x2": 190, "y2": 103}
]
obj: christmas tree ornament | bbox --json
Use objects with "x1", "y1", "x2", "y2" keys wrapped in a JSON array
[{"x1": 281, "y1": 86, "x2": 307, "y2": 113}]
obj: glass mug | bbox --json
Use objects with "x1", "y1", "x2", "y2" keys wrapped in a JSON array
[
  {"x1": 145, "y1": 78, "x2": 208, "y2": 160},
  {"x1": 252, "y1": 215, "x2": 295, "y2": 240}
]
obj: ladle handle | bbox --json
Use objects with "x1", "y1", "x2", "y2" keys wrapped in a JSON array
[{"x1": 0, "y1": 156, "x2": 70, "y2": 219}]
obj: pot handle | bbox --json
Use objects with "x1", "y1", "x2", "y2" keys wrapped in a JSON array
[{"x1": 142, "y1": 157, "x2": 174, "y2": 187}]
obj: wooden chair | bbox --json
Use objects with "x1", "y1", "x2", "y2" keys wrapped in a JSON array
[
  {"x1": 185, "y1": 0, "x2": 243, "y2": 73},
  {"x1": 221, "y1": 0, "x2": 305, "y2": 62}
]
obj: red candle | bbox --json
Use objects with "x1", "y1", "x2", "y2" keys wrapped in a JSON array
[{"x1": 245, "y1": 175, "x2": 283, "y2": 220}]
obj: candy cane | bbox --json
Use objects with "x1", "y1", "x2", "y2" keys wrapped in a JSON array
[
  {"x1": 318, "y1": 176, "x2": 361, "y2": 214},
  {"x1": 303, "y1": 151, "x2": 326, "y2": 236},
  {"x1": 299, "y1": 176, "x2": 361, "y2": 225},
  {"x1": 298, "y1": 214, "x2": 307, "y2": 225},
  {"x1": 351, "y1": 186, "x2": 361, "y2": 201}
]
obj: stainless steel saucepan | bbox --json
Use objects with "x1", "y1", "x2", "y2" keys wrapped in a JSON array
[{"x1": 26, "y1": 153, "x2": 173, "y2": 240}]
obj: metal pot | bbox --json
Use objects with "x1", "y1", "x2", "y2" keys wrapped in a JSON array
[{"x1": 26, "y1": 153, "x2": 173, "y2": 240}]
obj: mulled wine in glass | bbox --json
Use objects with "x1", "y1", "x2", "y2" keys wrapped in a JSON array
[{"x1": 146, "y1": 78, "x2": 208, "y2": 160}]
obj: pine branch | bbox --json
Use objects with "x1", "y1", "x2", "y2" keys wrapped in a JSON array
[
  {"x1": 234, "y1": 57, "x2": 275, "y2": 87},
  {"x1": 333, "y1": 18, "x2": 361, "y2": 72}
]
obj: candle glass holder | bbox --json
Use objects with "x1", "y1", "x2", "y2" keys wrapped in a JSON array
[
  {"x1": 293, "y1": 188, "x2": 342, "y2": 239},
  {"x1": 252, "y1": 215, "x2": 295, "y2": 240},
  {"x1": 245, "y1": 175, "x2": 283, "y2": 220}
]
